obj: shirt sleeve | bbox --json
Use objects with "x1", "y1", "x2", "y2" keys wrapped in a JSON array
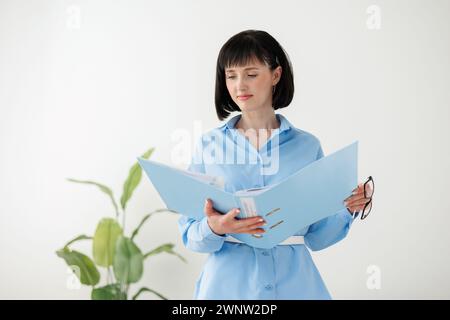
[
  {"x1": 176, "y1": 136, "x2": 227, "y2": 253},
  {"x1": 304, "y1": 142, "x2": 356, "y2": 251}
]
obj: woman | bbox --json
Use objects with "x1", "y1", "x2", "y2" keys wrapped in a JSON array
[{"x1": 177, "y1": 30, "x2": 374, "y2": 299}]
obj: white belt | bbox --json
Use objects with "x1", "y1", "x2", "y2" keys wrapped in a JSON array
[{"x1": 224, "y1": 235, "x2": 304, "y2": 246}]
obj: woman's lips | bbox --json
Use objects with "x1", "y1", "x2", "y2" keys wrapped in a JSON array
[{"x1": 238, "y1": 95, "x2": 253, "y2": 101}]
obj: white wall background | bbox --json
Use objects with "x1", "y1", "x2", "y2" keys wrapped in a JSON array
[{"x1": 1, "y1": 0, "x2": 449, "y2": 299}]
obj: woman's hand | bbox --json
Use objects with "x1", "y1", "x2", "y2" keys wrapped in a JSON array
[
  {"x1": 344, "y1": 182, "x2": 373, "y2": 214},
  {"x1": 204, "y1": 198, "x2": 266, "y2": 236}
]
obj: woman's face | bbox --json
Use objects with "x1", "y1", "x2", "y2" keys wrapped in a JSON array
[{"x1": 225, "y1": 58, "x2": 282, "y2": 113}]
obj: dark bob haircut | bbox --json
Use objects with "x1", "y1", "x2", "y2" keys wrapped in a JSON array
[{"x1": 215, "y1": 30, "x2": 294, "y2": 121}]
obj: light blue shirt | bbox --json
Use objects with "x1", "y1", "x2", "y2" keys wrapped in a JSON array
[{"x1": 177, "y1": 113, "x2": 355, "y2": 300}]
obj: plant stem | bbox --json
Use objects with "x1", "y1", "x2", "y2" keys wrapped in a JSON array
[
  {"x1": 110, "y1": 266, "x2": 116, "y2": 283},
  {"x1": 122, "y1": 208, "x2": 126, "y2": 233}
]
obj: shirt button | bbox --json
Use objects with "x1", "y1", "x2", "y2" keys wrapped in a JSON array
[
  {"x1": 265, "y1": 284, "x2": 273, "y2": 290},
  {"x1": 262, "y1": 251, "x2": 270, "y2": 256}
]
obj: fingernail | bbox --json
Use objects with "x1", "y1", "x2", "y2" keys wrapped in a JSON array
[
  {"x1": 236, "y1": 209, "x2": 240, "y2": 213},
  {"x1": 344, "y1": 201, "x2": 348, "y2": 205},
  {"x1": 259, "y1": 218, "x2": 264, "y2": 222}
]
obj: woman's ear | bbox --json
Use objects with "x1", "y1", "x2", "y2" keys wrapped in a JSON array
[{"x1": 272, "y1": 66, "x2": 282, "y2": 85}]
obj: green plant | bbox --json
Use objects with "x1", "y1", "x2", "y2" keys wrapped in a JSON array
[{"x1": 56, "y1": 148, "x2": 186, "y2": 300}]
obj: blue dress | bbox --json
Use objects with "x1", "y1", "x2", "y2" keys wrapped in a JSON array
[{"x1": 177, "y1": 113, "x2": 355, "y2": 299}]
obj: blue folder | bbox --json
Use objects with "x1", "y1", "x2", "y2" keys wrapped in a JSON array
[{"x1": 138, "y1": 141, "x2": 358, "y2": 249}]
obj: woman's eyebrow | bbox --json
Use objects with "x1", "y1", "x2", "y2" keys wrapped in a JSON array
[{"x1": 225, "y1": 67, "x2": 259, "y2": 72}]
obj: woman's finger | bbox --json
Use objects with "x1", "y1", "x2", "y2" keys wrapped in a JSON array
[
  {"x1": 352, "y1": 183, "x2": 364, "y2": 194},
  {"x1": 344, "y1": 193, "x2": 363, "y2": 203},
  {"x1": 223, "y1": 207, "x2": 241, "y2": 221},
  {"x1": 246, "y1": 228, "x2": 266, "y2": 234},
  {"x1": 234, "y1": 216, "x2": 265, "y2": 230},
  {"x1": 346, "y1": 197, "x2": 371, "y2": 207},
  {"x1": 204, "y1": 199, "x2": 220, "y2": 217},
  {"x1": 235, "y1": 216, "x2": 268, "y2": 234},
  {"x1": 236, "y1": 227, "x2": 266, "y2": 234},
  {"x1": 238, "y1": 220, "x2": 267, "y2": 232},
  {"x1": 343, "y1": 192, "x2": 366, "y2": 204},
  {"x1": 345, "y1": 185, "x2": 364, "y2": 201}
]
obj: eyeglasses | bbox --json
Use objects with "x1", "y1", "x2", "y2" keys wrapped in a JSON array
[{"x1": 353, "y1": 176, "x2": 374, "y2": 220}]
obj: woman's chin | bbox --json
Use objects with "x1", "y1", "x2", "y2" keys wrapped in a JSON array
[{"x1": 237, "y1": 104, "x2": 261, "y2": 112}]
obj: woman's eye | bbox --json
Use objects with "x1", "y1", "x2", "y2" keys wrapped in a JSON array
[{"x1": 226, "y1": 75, "x2": 257, "y2": 79}]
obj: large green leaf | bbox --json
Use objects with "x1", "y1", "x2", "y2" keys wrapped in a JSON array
[
  {"x1": 93, "y1": 218, "x2": 123, "y2": 267},
  {"x1": 143, "y1": 243, "x2": 187, "y2": 263},
  {"x1": 120, "y1": 148, "x2": 154, "y2": 210},
  {"x1": 67, "y1": 179, "x2": 119, "y2": 218},
  {"x1": 132, "y1": 287, "x2": 168, "y2": 300},
  {"x1": 91, "y1": 283, "x2": 127, "y2": 300},
  {"x1": 56, "y1": 247, "x2": 100, "y2": 286},
  {"x1": 113, "y1": 236, "x2": 144, "y2": 284}
]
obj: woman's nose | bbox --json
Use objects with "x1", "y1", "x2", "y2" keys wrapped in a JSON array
[{"x1": 236, "y1": 78, "x2": 248, "y2": 90}]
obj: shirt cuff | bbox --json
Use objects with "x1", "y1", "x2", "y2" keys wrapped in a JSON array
[
  {"x1": 341, "y1": 208, "x2": 357, "y2": 226},
  {"x1": 345, "y1": 207, "x2": 359, "y2": 220},
  {"x1": 199, "y1": 216, "x2": 228, "y2": 240}
]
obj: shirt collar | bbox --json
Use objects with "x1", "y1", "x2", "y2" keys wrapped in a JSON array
[{"x1": 220, "y1": 113, "x2": 293, "y2": 133}]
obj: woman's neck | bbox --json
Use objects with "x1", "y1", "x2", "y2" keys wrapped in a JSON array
[{"x1": 236, "y1": 109, "x2": 280, "y2": 132}]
